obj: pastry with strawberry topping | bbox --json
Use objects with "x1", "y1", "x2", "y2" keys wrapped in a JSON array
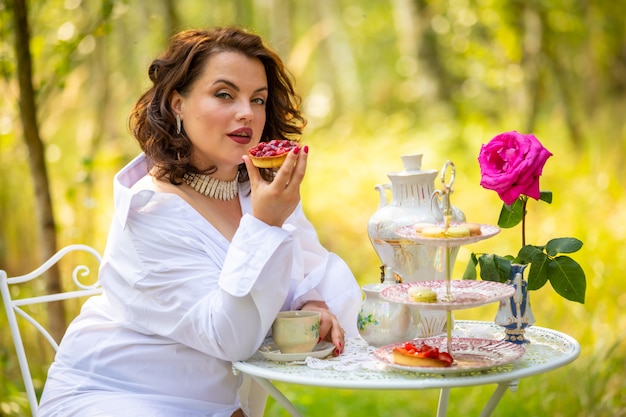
[
  {"x1": 392, "y1": 341, "x2": 454, "y2": 367},
  {"x1": 248, "y1": 139, "x2": 299, "y2": 168}
]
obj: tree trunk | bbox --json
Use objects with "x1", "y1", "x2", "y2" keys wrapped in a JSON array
[
  {"x1": 163, "y1": 0, "x2": 181, "y2": 38},
  {"x1": 11, "y1": 0, "x2": 66, "y2": 342},
  {"x1": 521, "y1": 5, "x2": 542, "y2": 134},
  {"x1": 315, "y1": 0, "x2": 362, "y2": 115},
  {"x1": 412, "y1": 0, "x2": 459, "y2": 116}
]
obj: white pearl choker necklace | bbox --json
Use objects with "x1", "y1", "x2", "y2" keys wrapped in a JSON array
[{"x1": 183, "y1": 172, "x2": 239, "y2": 201}]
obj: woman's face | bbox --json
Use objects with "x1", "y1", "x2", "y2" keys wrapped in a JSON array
[{"x1": 171, "y1": 51, "x2": 268, "y2": 176}]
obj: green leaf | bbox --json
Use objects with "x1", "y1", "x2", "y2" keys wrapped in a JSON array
[
  {"x1": 494, "y1": 256, "x2": 513, "y2": 282},
  {"x1": 516, "y1": 244, "x2": 543, "y2": 264},
  {"x1": 547, "y1": 256, "x2": 587, "y2": 303},
  {"x1": 545, "y1": 237, "x2": 583, "y2": 256},
  {"x1": 477, "y1": 255, "x2": 499, "y2": 282},
  {"x1": 497, "y1": 199, "x2": 524, "y2": 228},
  {"x1": 539, "y1": 191, "x2": 553, "y2": 204},
  {"x1": 527, "y1": 252, "x2": 549, "y2": 290},
  {"x1": 462, "y1": 254, "x2": 478, "y2": 280},
  {"x1": 478, "y1": 254, "x2": 511, "y2": 283}
]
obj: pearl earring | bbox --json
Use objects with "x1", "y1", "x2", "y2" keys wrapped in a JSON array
[{"x1": 176, "y1": 114, "x2": 182, "y2": 135}]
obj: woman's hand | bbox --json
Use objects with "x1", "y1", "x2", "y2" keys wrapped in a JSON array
[
  {"x1": 300, "y1": 300, "x2": 345, "y2": 356},
  {"x1": 242, "y1": 145, "x2": 308, "y2": 227}
]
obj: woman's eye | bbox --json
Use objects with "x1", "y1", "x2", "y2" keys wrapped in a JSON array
[
  {"x1": 216, "y1": 92, "x2": 233, "y2": 100},
  {"x1": 252, "y1": 97, "x2": 266, "y2": 105}
]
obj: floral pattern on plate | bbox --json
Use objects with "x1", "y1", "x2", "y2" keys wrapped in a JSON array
[
  {"x1": 395, "y1": 223, "x2": 500, "y2": 247},
  {"x1": 374, "y1": 337, "x2": 526, "y2": 374},
  {"x1": 381, "y1": 280, "x2": 515, "y2": 310}
]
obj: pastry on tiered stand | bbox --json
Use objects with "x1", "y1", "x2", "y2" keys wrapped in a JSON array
[
  {"x1": 373, "y1": 161, "x2": 524, "y2": 372},
  {"x1": 374, "y1": 221, "x2": 523, "y2": 371}
]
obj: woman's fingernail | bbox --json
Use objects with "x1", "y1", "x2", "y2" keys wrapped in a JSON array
[
  {"x1": 293, "y1": 146, "x2": 300, "y2": 155},
  {"x1": 303, "y1": 145, "x2": 309, "y2": 154},
  {"x1": 318, "y1": 337, "x2": 322, "y2": 343}
]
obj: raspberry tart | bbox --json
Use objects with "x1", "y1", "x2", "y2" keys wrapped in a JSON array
[
  {"x1": 248, "y1": 139, "x2": 299, "y2": 168},
  {"x1": 392, "y1": 341, "x2": 454, "y2": 368}
]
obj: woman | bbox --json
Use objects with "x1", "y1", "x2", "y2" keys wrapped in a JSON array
[{"x1": 38, "y1": 27, "x2": 361, "y2": 417}]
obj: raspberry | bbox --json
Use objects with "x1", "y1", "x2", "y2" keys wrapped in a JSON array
[{"x1": 249, "y1": 140, "x2": 297, "y2": 157}]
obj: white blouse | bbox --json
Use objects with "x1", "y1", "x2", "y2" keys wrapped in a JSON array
[{"x1": 38, "y1": 154, "x2": 362, "y2": 417}]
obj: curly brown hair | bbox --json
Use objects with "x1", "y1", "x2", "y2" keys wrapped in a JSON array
[{"x1": 129, "y1": 27, "x2": 306, "y2": 183}]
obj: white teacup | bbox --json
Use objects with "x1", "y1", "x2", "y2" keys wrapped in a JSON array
[{"x1": 271, "y1": 310, "x2": 321, "y2": 354}]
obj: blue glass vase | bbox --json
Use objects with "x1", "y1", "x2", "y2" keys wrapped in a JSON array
[{"x1": 494, "y1": 264, "x2": 536, "y2": 344}]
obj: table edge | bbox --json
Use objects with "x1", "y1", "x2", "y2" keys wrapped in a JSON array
[{"x1": 233, "y1": 321, "x2": 581, "y2": 390}]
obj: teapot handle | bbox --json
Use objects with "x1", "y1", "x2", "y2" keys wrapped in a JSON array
[
  {"x1": 374, "y1": 183, "x2": 391, "y2": 209},
  {"x1": 429, "y1": 190, "x2": 445, "y2": 221},
  {"x1": 440, "y1": 161, "x2": 457, "y2": 225},
  {"x1": 430, "y1": 161, "x2": 457, "y2": 222},
  {"x1": 431, "y1": 190, "x2": 467, "y2": 223}
]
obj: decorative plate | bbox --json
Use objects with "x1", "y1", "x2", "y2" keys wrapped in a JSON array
[
  {"x1": 381, "y1": 280, "x2": 515, "y2": 310},
  {"x1": 374, "y1": 337, "x2": 526, "y2": 374},
  {"x1": 258, "y1": 340, "x2": 335, "y2": 362},
  {"x1": 395, "y1": 223, "x2": 500, "y2": 247}
]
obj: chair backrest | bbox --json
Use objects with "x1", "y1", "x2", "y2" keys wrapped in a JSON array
[{"x1": 0, "y1": 244, "x2": 103, "y2": 417}]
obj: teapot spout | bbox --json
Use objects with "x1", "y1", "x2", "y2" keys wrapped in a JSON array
[{"x1": 375, "y1": 184, "x2": 391, "y2": 209}]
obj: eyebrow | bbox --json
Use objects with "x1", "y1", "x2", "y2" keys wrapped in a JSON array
[{"x1": 213, "y1": 79, "x2": 268, "y2": 94}]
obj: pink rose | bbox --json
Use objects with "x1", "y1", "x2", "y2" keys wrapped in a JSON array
[{"x1": 478, "y1": 131, "x2": 552, "y2": 205}]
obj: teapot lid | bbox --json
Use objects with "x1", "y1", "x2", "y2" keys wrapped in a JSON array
[
  {"x1": 382, "y1": 266, "x2": 397, "y2": 284},
  {"x1": 363, "y1": 266, "x2": 398, "y2": 292},
  {"x1": 400, "y1": 154, "x2": 423, "y2": 171},
  {"x1": 387, "y1": 154, "x2": 438, "y2": 179}
]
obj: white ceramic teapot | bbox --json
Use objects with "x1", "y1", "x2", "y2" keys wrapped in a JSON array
[
  {"x1": 367, "y1": 154, "x2": 465, "y2": 337},
  {"x1": 357, "y1": 267, "x2": 421, "y2": 346},
  {"x1": 367, "y1": 154, "x2": 465, "y2": 281}
]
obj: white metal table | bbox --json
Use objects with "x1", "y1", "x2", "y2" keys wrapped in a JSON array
[{"x1": 233, "y1": 320, "x2": 580, "y2": 417}]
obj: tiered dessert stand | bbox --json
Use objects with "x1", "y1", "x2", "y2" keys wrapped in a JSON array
[{"x1": 375, "y1": 161, "x2": 524, "y2": 373}]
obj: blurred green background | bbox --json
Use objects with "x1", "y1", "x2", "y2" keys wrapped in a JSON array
[{"x1": 1, "y1": 0, "x2": 625, "y2": 416}]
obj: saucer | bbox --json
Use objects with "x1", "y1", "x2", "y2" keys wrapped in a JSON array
[{"x1": 258, "y1": 340, "x2": 335, "y2": 362}]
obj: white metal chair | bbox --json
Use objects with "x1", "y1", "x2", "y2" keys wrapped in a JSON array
[{"x1": 1, "y1": 244, "x2": 103, "y2": 417}]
